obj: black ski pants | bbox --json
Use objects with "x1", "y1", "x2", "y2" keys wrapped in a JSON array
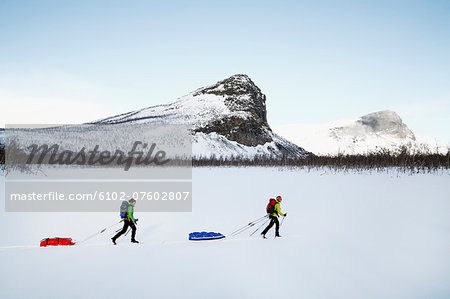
[
  {"x1": 112, "y1": 218, "x2": 137, "y2": 241},
  {"x1": 261, "y1": 215, "x2": 280, "y2": 236}
]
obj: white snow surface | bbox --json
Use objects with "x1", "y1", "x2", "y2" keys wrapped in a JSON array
[{"x1": 1, "y1": 168, "x2": 449, "y2": 299}]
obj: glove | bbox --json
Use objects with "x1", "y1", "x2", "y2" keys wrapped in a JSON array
[
  {"x1": 284, "y1": 213, "x2": 287, "y2": 217},
  {"x1": 135, "y1": 219, "x2": 139, "y2": 223}
]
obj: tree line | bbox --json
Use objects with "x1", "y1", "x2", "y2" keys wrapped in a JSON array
[
  {"x1": 1, "y1": 143, "x2": 449, "y2": 174},
  {"x1": 193, "y1": 145, "x2": 450, "y2": 174}
]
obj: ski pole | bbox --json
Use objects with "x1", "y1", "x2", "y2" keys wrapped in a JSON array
[
  {"x1": 233, "y1": 216, "x2": 269, "y2": 236},
  {"x1": 280, "y1": 215, "x2": 286, "y2": 228},
  {"x1": 249, "y1": 218, "x2": 270, "y2": 236},
  {"x1": 230, "y1": 215, "x2": 268, "y2": 235},
  {"x1": 230, "y1": 215, "x2": 268, "y2": 234},
  {"x1": 230, "y1": 217, "x2": 267, "y2": 236},
  {"x1": 230, "y1": 215, "x2": 268, "y2": 237},
  {"x1": 78, "y1": 220, "x2": 123, "y2": 244}
]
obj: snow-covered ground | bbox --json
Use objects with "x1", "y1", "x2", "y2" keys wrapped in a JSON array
[{"x1": 1, "y1": 168, "x2": 449, "y2": 298}]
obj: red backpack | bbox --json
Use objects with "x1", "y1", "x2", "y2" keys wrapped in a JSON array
[{"x1": 266, "y1": 198, "x2": 277, "y2": 214}]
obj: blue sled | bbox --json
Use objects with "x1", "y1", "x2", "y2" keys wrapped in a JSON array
[{"x1": 189, "y1": 231, "x2": 225, "y2": 241}]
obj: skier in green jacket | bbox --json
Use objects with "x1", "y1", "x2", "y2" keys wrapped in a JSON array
[
  {"x1": 112, "y1": 199, "x2": 139, "y2": 244},
  {"x1": 261, "y1": 196, "x2": 287, "y2": 238}
]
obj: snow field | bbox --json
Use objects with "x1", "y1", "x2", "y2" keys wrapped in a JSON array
[{"x1": 0, "y1": 168, "x2": 449, "y2": 298}]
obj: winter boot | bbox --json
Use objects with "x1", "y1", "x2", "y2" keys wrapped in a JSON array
[
  {"x1": 131, "y1": 239, "x2": 139, "y2": 244},
  {"x1": 261, "y1": 232, "x2": 267, "y2": 239},
  {"x1": 111, "y1": 237, "x2": 117, "y2": 245}
]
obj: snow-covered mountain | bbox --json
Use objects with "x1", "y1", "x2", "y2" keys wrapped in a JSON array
[
  {"x1": 274, "y1": 110, "x2": 448, "y2": 156},
  {"x1": 94, "y1": 74, "x2": 310, "y2": 159},
  {"x1": 0, "y1": 75, "x2": 309, "y2": 160}
]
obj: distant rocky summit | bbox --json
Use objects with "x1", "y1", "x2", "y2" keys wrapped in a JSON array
[
  {"x1": 274, "y1": 110, "x2": 446, "y2": 156},
  {"x1": 328, "y1": 110, "x2": 416, "y2": 143},
  {"x1": 331, "y1": 110, "x2": 415, "y2": 141}
]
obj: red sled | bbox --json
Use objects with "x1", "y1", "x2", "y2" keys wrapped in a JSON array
[{"x1": 40, "y1": 237, "x2": 76, "y2": 247}]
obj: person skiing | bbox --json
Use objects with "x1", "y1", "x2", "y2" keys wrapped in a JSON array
[
  {"x1": 112, "y1": 198, "x2": 139, "y2": 244},
  {"x1": 261, "y1": 195, "x2": 287, "y2": 239}
]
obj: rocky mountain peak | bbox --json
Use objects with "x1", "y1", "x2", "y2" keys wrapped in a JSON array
[
  {"x1": 194, "y1": 74, "x2": 267, "y2": 126},
  {"x1": 193, "y1": 74, "x2": 271, "y2": 146},
  {"x1": 358, "y1": 110, "x2": 415, "y2": 140},
  {"x1": 92, "y1": 74, "x2": 309, "y2": 157}
]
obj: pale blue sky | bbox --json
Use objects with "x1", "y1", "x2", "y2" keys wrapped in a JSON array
[{"x1": 1, "y1": 0, "x2": 449, "y2": 142}]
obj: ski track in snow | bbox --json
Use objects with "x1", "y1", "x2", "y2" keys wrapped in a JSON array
[{"x1": 1, "y1": 168, "x2": 449, "y2": 299}]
